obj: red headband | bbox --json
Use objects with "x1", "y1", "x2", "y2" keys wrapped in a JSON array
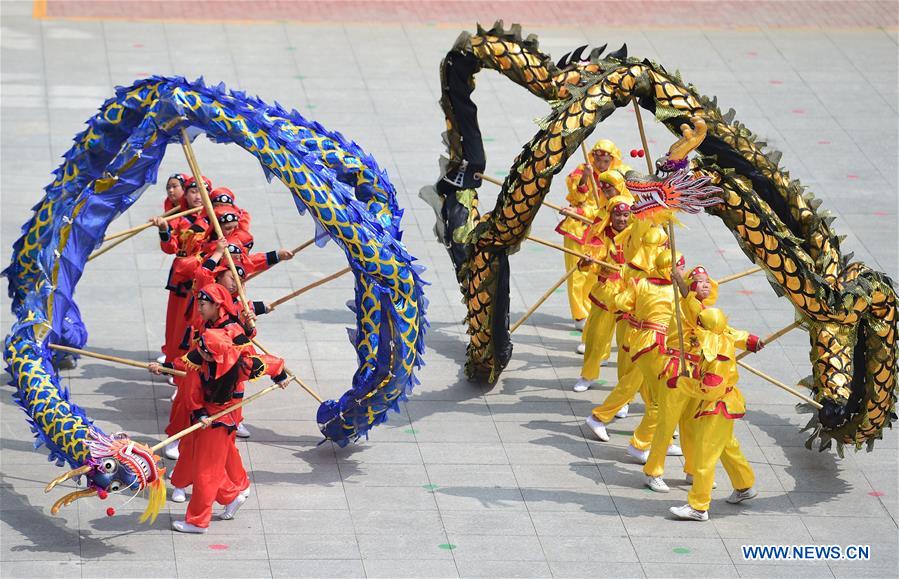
[
  {"x1": 611, "y1": 202, "x2": 631, "y2": 213},
  {"x1": 197, "y1": 283, "x2": 238, "y2": 317},
  {"x1": 183, "y1": 175, "x2": 212, "y2": 192},
  {"x1": 199, "y1": 328, "x2": 241, "y2": 379}
]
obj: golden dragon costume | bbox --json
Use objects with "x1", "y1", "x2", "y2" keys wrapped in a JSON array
[{"x1": 420, "y1": 22, "x2": 896, "y2": 452}]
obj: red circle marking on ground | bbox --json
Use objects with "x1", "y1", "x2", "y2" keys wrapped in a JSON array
[
  {"x1": 818, "y1": 140, "x2": 831, "y2": 145},
  {"x1": 133, "y1": 43, "x2": 144, "y2": 48},
  {"x1": 873, "y1": 211, "x2": 889, "y2": 216},
  {"x1": 209, "y1": 544, "x2": 229, "y2": 550},
  {"x1": 792, "y1": 109, "x2": 805, "y2": 114},
  {"x1": 747, "y1": 51, "x2": 758, "y2": 57},
  {"x1": 869, "y1": 491, "x2": 885, "y2": 497},
  {"x1": 769, "y1": 80, "x2": 783, "y2": 85},
  {"x1": 847, "y1": 174, "x2": 859, "y2": 180},
  {"x1": 737, "y1": 290, "x2": 754, "y2": 296}
]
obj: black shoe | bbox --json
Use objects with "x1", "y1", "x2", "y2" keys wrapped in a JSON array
[{"x1": 57, "y1": 354, "x2": 78, "y2": 370}]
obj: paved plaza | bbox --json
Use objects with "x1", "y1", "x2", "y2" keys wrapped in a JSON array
[{"x1": 1, "y1": 1, "x2": 897, "y2": 577}]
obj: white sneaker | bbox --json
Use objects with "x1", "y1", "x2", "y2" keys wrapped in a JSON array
[
  {"x1": 172, "y1": 520, "x2": 207, "y2": 533},
  {"x1": 645, "y1": 475, "x2": 670, "y2": 493},
  {"x1": 585, "y1": 416, "x2": 610, "y2": 442},
  {"x1": 573, "y1": 378, "x2": 592, "y2": 393},
  {"x1": 164, "y1": 441, "x2": 180, "y2": 460},
  {"x1": 576, "y1": 343, "x2": 586, "y2": 355},
  {"x1": 220, "y1": 493, "x2": 247, "y2": 520},
  {"x1": 574, "y1": 319, "x2": 586, "y2": 331},
  {"x1": 666, "y1": 444, "x2": 683, "y2": 457},
  {"x1": 626, "y1": 444, "x2": 649, "y2": 464},
  {"x1": 726, "y1": 487, "x2": 758, "y2": 504},
  {"x1": 235, "y1": 423, "x2": 251, "y2": 438},
  {"x1": 171, "y1": 487, "x2": 187, "y2": 503},
  {"x1": 615, "y1": 404, "x2": 629, "y2": 419},
  {"x1": 156, "y1": 354, "x2": 166, "y2": 364},
  {"x1": 685, "y1": 474, "x2": 717, "y2": 489},
  {"x1": 669, "y1": 504, "x2": 709, "y2": 521},
  {"x1": 239, "y1": 486, "x2": 251, "y2": 499}
]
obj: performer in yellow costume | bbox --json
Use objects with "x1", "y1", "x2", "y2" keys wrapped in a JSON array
[
  {"x1": 642, "y1": 266, "x2": 764, "y2": 492},
  {"x1": 574, "y1": 170, "x2": 635, "y2": 358},
  {"x1": 572, "y1": 194, "x2": 632, "y2": 392},
  {"x1": 667, "y1": 308, "x2": 758, "y2": 521},
  {"x1": 557, "y1": 140, "x2": 628, "y2": 329},
  {"x1": 580, "y1": 221, "x2": 668, "y2": 420},
  {"x1": 585, "y1": 250, "x2": 684, "y2": 465}
]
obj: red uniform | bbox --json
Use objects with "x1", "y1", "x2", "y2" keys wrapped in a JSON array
[
  {"x1": 159, "y1": 212, "x2": 210, "y2": 362},
  {"x1": 164, "y1": 327, "x2": 287, "y2": 528}
]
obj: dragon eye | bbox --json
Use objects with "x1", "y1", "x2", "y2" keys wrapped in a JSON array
[
  {"x1": 108, "y1": 480, "x2": 122, "y2": 492},
  {"x1": 100, "y1": 459, "x2": 118, "y2": 474}
]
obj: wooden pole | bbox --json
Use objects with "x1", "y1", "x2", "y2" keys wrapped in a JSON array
[
  {"x1": 632, "y1": 96, "x2": 686, "y2": 372},
  {"x1": 250, "y1": 338, "x2": 325, "y2": 404},
  {"x1": 475, "y1": 172, "x2": 593, "y2": 225},
  {"x1": 526, "y1": 235, "x2": 620, "y2": 271},
  {"x1": 245, "y1": 237, "x2": 317, "y2": 282},
  {"x1": 475, "y1": 172, "x2": 503, "y2": 187},
  {"x1": 179, "y1": 127, "x2": 254, "y2": 327},
  {"x1": 510, "y1": 265, "x2": 578, "y2": 333},
  {"x1": 736, "y1": 359, "x2": 822, "y2": 409},
  {"x1": 580, "y1": 142, "x2": 604, "y2": 208},
  {"x1": 736, "y1": 320, "x2": 802, "y2": 361},
  {"x1": 719, "y1": 266, "x2": 763, "y2": 285},
  {"x1": 542, "y1": 200, "x2": 594, "y2": 225},
  {"x1": 102, "y1": 206, "x2": 203, "y2": 242},
  {"x1": 87, "y1": 232, "x2": 132, "y2": 262},
  {"x1": 48, "y1": 344, "x2": 186, "y2": 377},
  {"x1": 151, "y1": 380, "x2": 289, "y2": 452},
  {"x1": 267, "y1": 266, "x2": 352, "y2": 311}
]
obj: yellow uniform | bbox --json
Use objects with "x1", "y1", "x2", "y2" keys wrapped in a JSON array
[
  {"x1": 592, "y1": 271, "x2": 674, "y2": 451},
  {"x1": 669, "y1": 325, "x2": 754, "y2": 512},
  {"x1": 588, "y1": 224, "x2": 668, "y2": 429},
  {"x1": 644, "y1": 273, "x2": 763, "y2": 479},
  {"x1": 578, "y1": 194, "x2": 632, "y2": 382},
  {"x1": 557, "y1": 163, "x2": 601, "y2": 321},
  {"x1": 677, "y1": 364, "x2": 754, "y2": 511},
  {"x1": 557, "y1": 140, "x2": 630, "y2": 322}
]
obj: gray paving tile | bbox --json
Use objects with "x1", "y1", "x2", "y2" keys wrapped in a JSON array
[
  {"x1": 173, "y1": 558, "x2": 274, "y2": 579},
  {"x1": 269, "y1": 559, "x2": 366, "y2": 578},
  {"x1": 362, "y1": 558, "x2": 459, "y2": 578},
  {"x1": 265, "y1": 533, "x2": 360, "y2": 560}
]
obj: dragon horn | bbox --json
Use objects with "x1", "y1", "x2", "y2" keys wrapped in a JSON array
[
  {"x1": 668, "y1": 116, "x2": 707, "y2": 161},
  {"x1": 569, "y1": 44, "x2": 589, "y2": 63},
  {"x1": 50, "y1": 488, "x2": 97, "y2": 515},
  {"x1": 44, "y1": 464, "x2": 92, "y2": 493}
]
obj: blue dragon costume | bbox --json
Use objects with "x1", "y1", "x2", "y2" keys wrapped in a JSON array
[{"x1": 3, "y1": 76, "x2": 427, "y2": 520}]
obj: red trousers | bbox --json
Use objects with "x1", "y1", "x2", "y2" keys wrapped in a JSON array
[
  {"x1": 184, "y1": 427, "x2": 249, "y2": 528},
  {"x1": 163, "y1": 291, "x2": 192, "y2": 362},
  {"x1": 165, "y1": 373, "x2": 200, "y2": 437}
]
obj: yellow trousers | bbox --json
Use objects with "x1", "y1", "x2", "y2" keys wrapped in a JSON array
[
  {"x1": 580, "y1": 306, "x2": 622, "y2": 381},
  {"x1": 687, "y1": 414, "x2": 755, "y2": 512},
  {"x1": 643, "y1": 386, "x2": 696, "y2": 478},
  {"x1": 591, "y1": 348, "x2": 661, "y2": 450},
  {"x1": 564, "y1": 237, "x2": 595, "y2": 320}
]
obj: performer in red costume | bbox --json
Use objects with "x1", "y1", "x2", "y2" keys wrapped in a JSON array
[{"x1": 150, "y1": 284, "x2": 289, "y2": 532}]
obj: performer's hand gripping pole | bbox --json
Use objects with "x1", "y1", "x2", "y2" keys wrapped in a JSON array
[{"x1": 179, "y1": 126, "x2": 255, "y2": 327}]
